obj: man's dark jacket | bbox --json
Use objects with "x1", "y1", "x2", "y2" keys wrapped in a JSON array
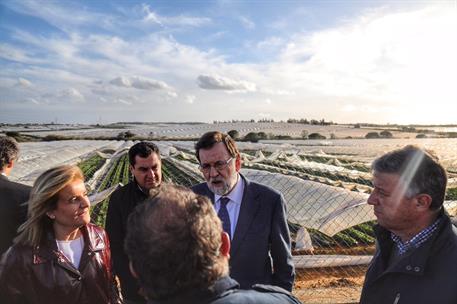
[
  {"x1": 360, "y1": 212, "x2": 457, "y2": 304},
  {"x1": 192, "y1": 174, "x2": 295, "y2": 291},
  {"x1": 147, "y1": 276, "x2": 302, "y2": 304},
  {"x1": 0, "y1": 175, "x2": 31, "y2": 256},
  {"x1": 105, "y1": 180, "x2": 148, "y2": 302}
]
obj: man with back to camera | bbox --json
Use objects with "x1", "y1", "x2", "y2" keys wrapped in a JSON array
[
  {"x1": 360, "y1": 145, "x2": 457, "y2": 304},
  {"x1": 0, "y1": 136, "x2": 31, "y2": 256},
  {"x1": 124, "y1": 184, "x2": 302, "y2": 304},
  {"x1": 106, "y1": 142, "x2": 162, "y2": 304},
  {"x1": 192, "y1": 131, "x2": 295, "y2": 291}
]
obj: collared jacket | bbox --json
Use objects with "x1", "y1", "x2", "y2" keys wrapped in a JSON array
[
  {"x1": 146, "y1": 276, "x2": 302, "y2": 304},
  {"x1": 192, "y1": 174, "x2": 295, "y2": 291},
  {"x1": 0, "y1": 174, "x2": 31, "y2": 256},
  {"x1": 0, "y1": 223, "x2": 121, "y2": 304},
  {"x1": 360, "y1": 212, "x2": 457, "y2": 304},
  {"x1": 105, "y1": 180, "x2": 148, "y2": 302}
]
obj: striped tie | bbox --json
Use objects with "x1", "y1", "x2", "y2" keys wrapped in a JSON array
[{"x1": 218, "y1": 197, "x2": 231, "y2": 239}]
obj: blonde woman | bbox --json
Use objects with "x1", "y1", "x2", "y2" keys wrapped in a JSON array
[{"x1": 0, "y1": 165, "x2": 121, "y2": 304}]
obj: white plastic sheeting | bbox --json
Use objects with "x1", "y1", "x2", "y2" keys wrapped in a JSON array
[
  {"x1": 241, "y1": 169, "x2": 371, "y2": 236},
  {"x1": 12, "y1": 140, "x2": 120, "y2": 185},
  {"x1": 293, "y1": 254, "x2": 372, "y2": 269}
]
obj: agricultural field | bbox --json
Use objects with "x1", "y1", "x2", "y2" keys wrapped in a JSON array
[{"x1": 6, "y1": 126, "x2": 457, "y2": 303}]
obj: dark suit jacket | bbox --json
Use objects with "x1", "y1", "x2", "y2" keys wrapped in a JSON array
[
  {"x1": 192, "y1": 174, "x2": 295, "y2": 291},
  {"x1": 0, "y1": 175, "x2": 31, "y2": 256}
]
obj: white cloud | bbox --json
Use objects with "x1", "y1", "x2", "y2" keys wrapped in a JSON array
[
  {"x1": 59, "y1": 88, "x2": 85, "y2": 101},
  {"x1": 116, "y1": 98, "x2": 132, "y2": 105},
  {"x1": 197, "y1": 75, "x2": 257, "y2": 92},
  {"x1": 257, "y1": 37, "x2": 283, "y2": 49},
  {"x1": 142, "y1": 4, "x2": 211, "y2": 27},
  {"x1": 16, "y1": 78, "x2": 32, "y2": 87},
  {"x1": 265, "y1": 98, "x2": 272, "y2": 104},
  {"x1": 239, "y1": 16, "x2": 255, "y2": 29},
  {"x1": 185, "y1": 95, "x2": 196, "y2": 104},
  {"x1": 109, "y1": 76, "x2": 172, "y2": 91}
]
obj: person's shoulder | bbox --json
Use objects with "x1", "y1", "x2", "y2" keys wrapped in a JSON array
[
  {"x1": 244, "y1": 177, "x2": 282, "y2": 199},
  {"x1": 212, "y1": 284, "x2": 301, "y2": 304},
  {"x1": 0, "y1": 177, "x2": 31, "y2": 193},
  {"x1": 86, "y1": 222, "x2": 106, "y2": 235},
  {"x1": 110, "y1": 181, "x2": 135, "y2": 198},
  {"x1": 191, "y1": 182, "x2": 208, "y2": 193}
]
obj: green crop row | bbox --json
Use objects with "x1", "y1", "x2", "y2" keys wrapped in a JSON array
[
  {"x1": 91, "y1": 153, "x2": 130, "y2": 227},
  {"x1": 78, "y1": 154, "x2": 106, "y2": 180}
]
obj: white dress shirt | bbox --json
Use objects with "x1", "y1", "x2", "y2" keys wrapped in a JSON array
[{"x1": 214, "y1": 174, "x2": 245, "y2": 240}]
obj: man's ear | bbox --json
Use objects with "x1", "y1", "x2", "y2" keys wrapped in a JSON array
[
  {"x1": 415, "y1": 194, "x2": 433, "y2": 211},
  {"x1": 129, "y1": 261, "x2": 138, "y2": 278},
  {"x1": 235, "y1": 155, "x2": 242, "y2": 172},
  {"x1": 6, "y1": 160, "x2": 14, "y2": 169},
  {"x1": 220, "y1": 232, "x2": 231, "y2": 258}
]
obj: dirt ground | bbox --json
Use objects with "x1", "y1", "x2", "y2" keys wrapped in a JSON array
[
  {"x1": 291, "y1": 244, "x2": 374, "y2": 304},
  {"x1": 292, "y1": 265, "x2": 368, "y2": 304}
]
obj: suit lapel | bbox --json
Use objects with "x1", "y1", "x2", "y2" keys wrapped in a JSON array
[{"x1": 230, "y1": 176, "x2": 261, "y2": 256}]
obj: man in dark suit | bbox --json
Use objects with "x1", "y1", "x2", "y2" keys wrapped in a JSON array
[
  {"x1": 0, "y1": 136, "x2": 31, "y2": 256},
  {"x1": 192, "y1": 131, "x2": 295, "y2": 291}
]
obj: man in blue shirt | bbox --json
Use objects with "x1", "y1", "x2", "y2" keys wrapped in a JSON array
[
  {"x1": 360, "y1": 145, "x2": 457, "y2": 304},
  {"x1": 192, "y1": 131, "x2": 294, "y2": 291}
]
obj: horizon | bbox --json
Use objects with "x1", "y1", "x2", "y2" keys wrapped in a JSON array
[{"x1": 1, "y1": 1, "x2": 456, "y2": 125}]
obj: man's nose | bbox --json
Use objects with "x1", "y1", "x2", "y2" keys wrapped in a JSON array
[
  {"x1": 146, "y1": 169, "x2": 155, "y2": 178},
  {"x1": 209, "y1": 165, "x2": 219, "y2": 177},
  {"x1": 367, "y1": 192, "x2": 377, "y2": 205}
]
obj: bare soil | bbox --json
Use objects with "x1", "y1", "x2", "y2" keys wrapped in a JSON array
[
  {"x1": 291, "y1": 245, "x2": 374, "y2": 303},
  {"x1": 293, "y1": 265, "x2": 367, "y2": 303}
]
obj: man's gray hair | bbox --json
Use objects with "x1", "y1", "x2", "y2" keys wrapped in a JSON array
[{"x1": 371, "y1": 145, "x2": 447, "y2": 210}]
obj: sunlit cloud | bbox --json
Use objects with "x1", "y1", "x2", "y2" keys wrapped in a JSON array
[
  {"x1": 239, "y1": 16, "x2": 255, "y2": 29},
  {"x1": 15, "y1": 78, "x2": 32, "y2": 88},
  {"x1": 142, "y1": 4, "x2": 211, "y2": 27},
  {"x1": 197, "y1": 75, "x2": 257, "y2": 92},
  {"x1": 185, "y1": 95, "x2": 196, "y2": 104},
  {"x1": 109, "y1": 76, "x2": 172, "y2": 91}
]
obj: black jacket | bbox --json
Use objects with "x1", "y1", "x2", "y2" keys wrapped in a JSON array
[
  {"x1": 360, "y1": 212, "x2": 457, "y2": 304},
  {"x1": 192, "y1": 174, "x2": 295, "y2": 291},
  {"x1": 105, "y1": 180, "x2": 148, "y2": 302},
  {"x1": 0, "y1": 175, "x2": 31, "y2": 256},
  {"x1": 147, "y1": 276, "x2": 302, "y2": 304},
  {"x1": 0, "y1": 223, "x2": 120, "y2": 304}
]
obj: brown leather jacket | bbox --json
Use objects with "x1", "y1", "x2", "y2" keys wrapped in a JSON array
[{"x1": 0, "y1": 223, "x2": 121, "y2": 304}]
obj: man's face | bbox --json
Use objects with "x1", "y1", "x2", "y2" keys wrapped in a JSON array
[
  {"x1": 130, "y1": 153, "x2": 162, "y2": 191},
  {"x1": 367, "y1": 171, "x2": 418, "y2": 233},
  {"x1": 198, "y1": 142, "x2": 241, "y2": 196}
]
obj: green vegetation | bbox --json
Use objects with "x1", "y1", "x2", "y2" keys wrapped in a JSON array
[
  {"x1": 308, "y1": 221, "x2": 376, "y2": 248},
  {"x1": 308, "y1": 133, "x2": 326, "y2": 140},
  {"x1": 365, "y1": 132, "x2": 380, "y2": 139},
  {"x1": 90, "y1": 154, "x2": 130, "y2": 227},
  {"x1": 228, "y1": 129, "x2": 240, "y2": 139},
  {"x1": 77, "y1": 154, "x2": 105, "y2": 180}
]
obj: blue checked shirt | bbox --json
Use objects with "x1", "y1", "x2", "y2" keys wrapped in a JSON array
[{"x1": 391, "y1": 217, "x2": 441, "y2": 255}]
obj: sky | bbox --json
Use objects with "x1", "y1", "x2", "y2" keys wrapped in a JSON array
[{"x1": 0, "y1": 0, "x2": 456, "y2": 125}]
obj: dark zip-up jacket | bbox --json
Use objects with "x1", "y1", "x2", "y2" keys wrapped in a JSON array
[
  {"x1": 105, "y1": 180, "x2": 148, "y2": 302},
  {"x1": 0, "y1": 223, "x2": 120, "y2": 304},
  {"x1": 147, "y1": 276, "x2": 302, "y2": 304},
  {"x1": 360, "y1": 213, "x2": 457, "y2": 304}
]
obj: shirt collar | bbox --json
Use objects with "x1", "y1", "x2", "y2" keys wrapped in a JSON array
[
  {"x1": 215, "y1": 174, "x2": 244, "y2": 205},
  {"x1": 391, "y1": 217, "x2": 442, "y2": 255}
]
